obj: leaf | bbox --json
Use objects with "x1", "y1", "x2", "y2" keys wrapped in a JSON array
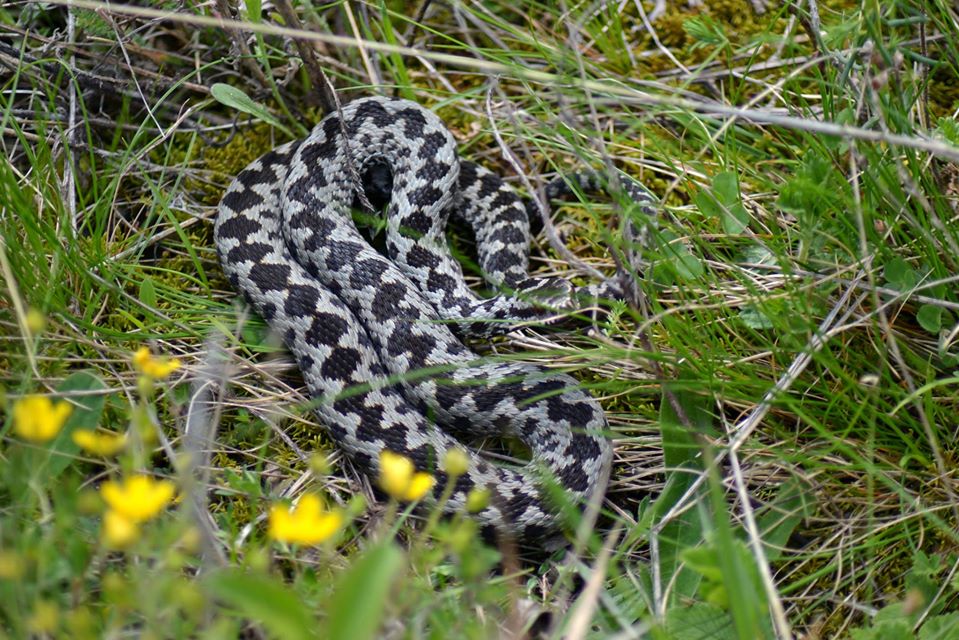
[
  {"x1": 665, "y1": 603, "x2": 736, "y2": 640},
  {"x1": 850, "y1": 619, "x2": 913, "y2": 640},
  {"x1": 205, "y1": 569, "x2": 314, "y2": 640},
  {"x1": 47, "y1": 372, "x2": 108, "y2": 477},
  {"x1": 739, "y1": 243, "x2": 775, "y2": 267},
  {"x1": 910, "y1": 550, "x2": 942, "y2": 579},
  {"x1": 244, "y1": 0, "x2": 262, "y2": 22},
  {"x1": 651, "y1": 230, "x2": 704, "y2": 285},
  {"x1": 659, "y1": 386, "x2": 713, "y2": 470},
  {"x1": 325, "y1": 541, "x2": 404, "y2": 640},
  {"x1": 222, "y1": 469, "x2": 263, "y2": 500},
  {"x1": 936, "y1": 116, "x2": 959, "y2": 147},
  {"x1": 673, "y1": 249, "x2": 706, "y2": 281},
  {"x1": 682, "y1": 538, "x2": 766, "y2": 611},
  {"x1": 139, "y1": 277, "x2": 158, "y2": 309},
  {"x1": 210, "y1": 83, "x2": 289, "y2": 135},
  {"x1": 920, "y1": 612, "x2": 959, "y2": 640},
  {"x1": 652, "y1": 388, "x2": 713, "y2": 601},
  {"x1": 777, "y1": 152, "x2": 841, "y2": 223},
  {"x1": 738, "y1": 305, "x2": 774, "y2": 330},
  {"x1": 712, "y1": 172, "x2": 739, "y2": 204},
  {"x1": 682, "y1": 546, "x2": 724, "y2": 583},
  {"x1": 917, "y1": 304, "x2": 943, "y2": 333},
  {"x1": 883, "y1": 257, "x2": 919, "y2": 291},
  {"x1": 906, "y1": 550, "x2": 945, "y2": 617},
  {"x1": 682, "y1": 16, "x2": 728, "y2": 49},
  {"x1": 756, "y1": 479, "x2": 813, "y2": 562},
  {"x1": 694, "y1": 172, "x2": 748, "y2": 235}
]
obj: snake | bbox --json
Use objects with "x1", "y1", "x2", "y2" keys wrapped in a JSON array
[{"x1": 215, "y1": 96, "x2": 656, "y2": 538}]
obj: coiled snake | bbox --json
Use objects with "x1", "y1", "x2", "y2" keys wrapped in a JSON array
[{"x1": 215, "y1": 96, "x2": 655, "y2": 538}]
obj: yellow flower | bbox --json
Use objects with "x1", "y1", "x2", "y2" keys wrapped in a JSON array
[
  {"x1": 268, "y1": 494, "x2": 343, "y2": 545},
  {"x1": 100, "y1": 475, "x2": 176, "y2": 523},
  {"x1": 378, "y1": 451, "x2": 435, "y2": 502},
  {"x1": 442, "y1": 448, "x2": 470, "y2": 477},
  {"x1": 0, "y1": 551, "x2": 25, "y2": 580},
  {"x1": 25, "y1": 308, "x2": 46, "y2": 334},
  {"x1": 132, "y1": 346, "x2": 181, "y2": 379},
  {"x1": 12, "y1": 395, "x2": 71, "y2": 443},
  {"x1": 72, "y1": 429, "x2": 127, "y2": 457},
  {"x1": 101, "y1": 510, "x2": 140, "y2": 548},
  {"x1": 27, "y1": 599, "x2": 59, "y2": 635}
]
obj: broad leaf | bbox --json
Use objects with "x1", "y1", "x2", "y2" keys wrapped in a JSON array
[
  {"x1": 206, "y1": 569, "x2": 315, "y2": 640},
  {"x1": 47, "y1": 371, "x2": 108, "y2": 477},
  {"x1": 210, "y1": 83, "x2": 289, "y2": 136},
  {"x1": 325, "y1": 541, "x2": 404, "y2": 640}
]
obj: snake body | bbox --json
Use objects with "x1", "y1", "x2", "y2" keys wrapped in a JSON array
[{"x1": 215, "y1": 96, "x2": 654, "y2": 537}]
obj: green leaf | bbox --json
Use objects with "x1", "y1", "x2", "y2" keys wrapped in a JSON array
[
  {"x1": 139, "y1": 277, "x2": 157, "y2": 309},
  {"x1": 777, "y1": 152, "x2": 841, "y2": 223},
  {"x1": 694, "y1": 172, "x2": 748, "y2": 235},
  {"x1": 47, "y1": 372, "x2": 108, "y2": 477},
  {"x1": 652, "y1": 230, "x2": 704, "y2": 285},
  {"x1": 936, "y1": 117, "x2": 959, "y2": 146},
  {"x1": 682, "y1": 546, "x2": 724, "y2": 582},
  {"x1": 673, "y1": 249, "x2": 706, "y2": 281},
  {"x1": 223, "y1": 469, "x2": 263, "y2": 500},
  {"x1": 682, "y1": 16, "x2": 728, "y2": 49},
  {"x1": 210, "y1": 83, "x2": 290, "y2": 136},
  {"x1": 244, "y1": 0, "x2": 262, "y2": 22},
  {"x1": 665, "y1": 603, "x2": 736, "y2": 640},
  {"x1": 850, "y1": 618, "x2": 912, "y2": 640},
  {"x1": 325, "y1": 541, "x2": 404, "y2": 640},
  {"x1": 738, "y1": 305, "x2": 774, "y2": 330},
  {"x1": 739, "y1": 243, "x2": 775, "y2": 266},
  {"x1": 883, "y1": 257, "x2": 919, "y2": 291},
  {"x1": 917, "y1": 304, "x2": 943, "y2": 333},
  {"x1": 756, "y1": 479, "x2": 813, "y2": 562},
  {"x1": 712, "y1": 172, "x2": 738, "y2": 204},
  {"x1": 682, "y1": 538, "x2": 766, "y2": 611},
  {"x1": 874, "y1": 603, "x2": 918, "y2": 628},
  {"x1": 659, "y1": 386, "x2": 714, "y2": 470},
  {"x1": 920, "y1": 612, "x2": 959, "y2": 640},
  {"x1": 205, "y1": 569, "x2": 315, "y2": 640},
  {"x1": 653, "y1": 388, "x2": 713, "y2": 601},
  {"x1": 906, "y1": 550, "x2": 945, "y2": 617}
]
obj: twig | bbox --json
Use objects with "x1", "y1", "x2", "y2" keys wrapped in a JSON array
[
  {"x1": 327, "y1": 86, "x2": 377, "y2": 214},
  {"x1": 65, "y1": 0, "x2": 78, "y2": 234},
  {"x1": 342, "y1": 0, "x2": 379, "y2": 88},
  {"x1": 101, "y1": 11, "x2": 162, "y2": 132},
  {"x1": 179, "y1": 333, "x2": 230, "y2": 566},
  {"x1": 272, "y1": 0, "x2": 336, "y2": 114},
  {"x1": 631, "y1": 0, "x2": 690, "y2": 75},
  {"x1": 726, "y1": 431, "x2": 792, "y2": 638},
  {"x1": 648, "y1": 0, "x2": 667, "y2": 21},
  {"x1": 213, "y1": 0, "x2": 270, "y2": 88},
  {"x1": 402, "y1": 0, "x2": 434, "y2": 45},
  {"x1": 792, "y1": 0, "x2": 827, "y2": 59},
  {"x1": 0, "y1": 38, "x2": 210, "y2": 96}
]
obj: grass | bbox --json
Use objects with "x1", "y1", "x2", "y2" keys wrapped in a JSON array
[{"x1": 1, "y1": 0, "x2": 959, "y2": 638}]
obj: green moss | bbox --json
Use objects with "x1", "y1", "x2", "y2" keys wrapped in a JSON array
[{"x1": 928, "y1": 62, "x2": 959, "y2": 119}]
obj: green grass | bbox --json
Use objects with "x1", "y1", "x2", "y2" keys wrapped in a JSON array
[{"x1": 2, "y1": 0, "x2": 959, "y2": 638}]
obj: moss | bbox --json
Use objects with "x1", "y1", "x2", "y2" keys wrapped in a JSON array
[{"x1": 928, "y1": 61, "x2": 959, "y2": 119}]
